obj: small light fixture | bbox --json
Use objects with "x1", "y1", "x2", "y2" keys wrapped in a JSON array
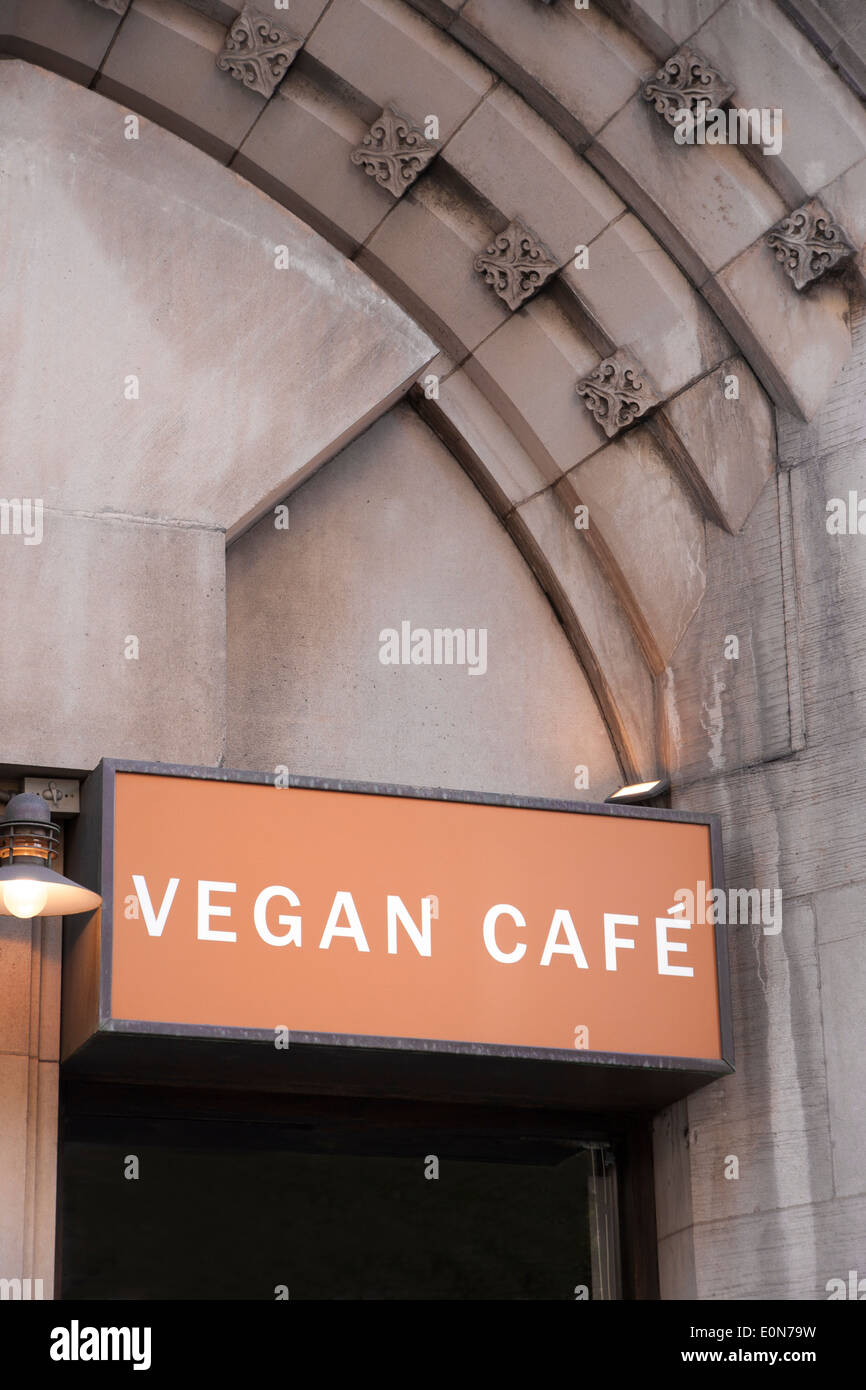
[
  {"x1": 0, "y1": 793, "x2": 102, "y2": 919},
  {"x1": 605, "y1": 776, "x2": 671, "y2": 806}
]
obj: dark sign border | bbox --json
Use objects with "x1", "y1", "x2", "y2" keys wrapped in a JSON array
[{"x1": 75, "y1": 757, "x2": 733, "y2": 1078}]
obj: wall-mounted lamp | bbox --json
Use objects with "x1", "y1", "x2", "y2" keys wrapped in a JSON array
[
  {"x1": 0, "y1": 793, "x2": 102, "y2": 919},
  {"x1": 605, "y1": 776, "x2": 671, "y2": 806}
]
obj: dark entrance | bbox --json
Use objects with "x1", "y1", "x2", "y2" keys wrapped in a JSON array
[{"x1": 58, "y1": 1084, "x2": 637, "y2": 1301}]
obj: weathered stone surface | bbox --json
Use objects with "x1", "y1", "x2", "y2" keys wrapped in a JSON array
[
  {"x1": 664, "y1": 474, "x2": 795, "y2": 782},
  {"x1": 473, "y1": 219, "x2": 558, "y2": 311},
  {"x1": 306, "y1": 0, "x2": 493, "y2": 145},
  {"x1": 31, "y1": 1061, "x2": 59, "y2": 1289},
  {"x1": 0, "y1": 1050, "x2": 58, "y2": 1292},
  {"x1": 666, "y1": 310, "x2": 866, "y2": 1295},
  {"x1": 686, "y1": 894, "x2": 833, "y2": 1227},
  {"x1": 678, "y1": 707, "x2": 866, "y2": 907},
  {"x1": 510, "y1": 487, "x2": 658, "y2": 779},
  {"x1": 766, "y1": 199, "x2": 857, "y2": 291},
  {"x1": 777, "y1": 299, "x2": 866, "y2": 466},
  {"x1": 216, "y1": 4, "x2": 302, "y2": 98},
  {"x1": 559, "y1": 426, "x2": 706, "y2": 664},
  {"x1": 777, "y1": 0, "x2": 866, "y2": 101},
  {"x1": 0, "y1": 910, "x2": 59, "y2": 1065},
  {"x1": 588, "y1": 91, "x2": 786, "y2": 284},
  {"x1": 0, "y1": 512, "x2": 226, "y2": 771},
  {"x1": 0, "y1": 64, "x2": 435, "y2": 536},
  {"x1": 443, "y1": 84, "x2": 624, "y2": 265},
  {"x1": 657, "y1": 1227, "x2": 698, "y2": 1300},
  {"x1": 816, "y1": 158, "x2": 866, "y2": 289},
  {"x1": 695, "y1": 0, "x2": 866, "y2": 196},
  {"x1": 691, "y1": 1194, "x2": 866, "y2": 1299},
  {"x1": 561, "y1": 213, "x2": 733, "y2": 398},
  {"x1": 232, "y1": 72, "x2": 393, "y2": 255},
  {"x1": 417, "y1": 368, "x2": 551, "y2": 513},
  {"x1": 413, "y1": 347, "x2": 458, "y2": 394},
  {"x1": 660, "y1": 357, "x2": 776, "y2": 533},
  {"x1": 227, "y1": 405, "x2": 622, "y2": 800},
  {"x1": 350, "y1": 107, "x2": 440, "y2": 198},
  {"x1": 198, "y1": 0, "x2": 328, "y2": 34},
  {"x1": 642, "y1": 44, "x2": 734, "y2": 127},
  {"x1": 0, "y1": 1054, "x2": 28, "y2": 1274},
  {"x1": 706, "y1": 238, "x2": 851, "y2": 420},
  {"x1": 814, "y1": 880, "x2": 866, "y2": 1199},
  {"x1": 672, "y1": 756, "x2": 858, "y2": 1302},
  {"x1": 466, "y1": 296, "x2": 603, "y2": 481},
  {"x1": 597, "y1": 0, "x2": 726, "y2": 53},
  {"x1": 36, "y1": 918, "x2": 62, "y2": 1064},
  {"x1": 455, "y1": 0, "x2": 651, "y2": 142},
  {"x1": 787, "y1": 436, "x2": 866, "y2": 760},
  {"x1": 358, "y1": 177, "x2": 510, "y2": 360},
  {"x1": 0, "y1": 920, "x2": 32, "y2": 1056},
  {"x1": 653, "y1": 1101, "x2": 693, "y2": 1242},
  {"x1": 0, "y1": 901, "x2": 61, "y2": 1296},
  {"x1": 97, "y1": 0, "x2": 267, "y2": 161},
  {"x1": 0, "y1": 0, "x2": 122, "y2": 84},
  {"x1": 409, "y1": 0, "x2": 464, "y2": 16}
]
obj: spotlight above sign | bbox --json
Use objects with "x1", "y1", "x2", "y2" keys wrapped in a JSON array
[{"x1": 605, "y1": 777, "x2": 671, "y2": 806}]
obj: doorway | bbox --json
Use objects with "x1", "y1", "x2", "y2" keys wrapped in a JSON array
[{"x1": 59, "y1": 1087, "x2": 624, "y2": 1301}]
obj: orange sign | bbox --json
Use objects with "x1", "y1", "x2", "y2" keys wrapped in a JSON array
[{"x1": 107, "y1": 770, "x2": 726, "y2": 1063}]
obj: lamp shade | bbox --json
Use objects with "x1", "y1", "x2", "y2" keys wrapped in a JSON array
[
  {"x1": 0, "y1": 793, "x2": 102, "y2": 918},
  {"x1": 0, "y1": 863, "x2": 103, "y2": 918}
]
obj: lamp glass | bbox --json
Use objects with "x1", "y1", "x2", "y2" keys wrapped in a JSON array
[
  {"x1": 610, "y1": 780, "x2": 663, "y2": 798},
  {"x1": 2, "y1": 878, "x2": 50, "y2": 919},
  {"x1": 0, "y1": 866, "x2": 102, "y2": 918}
]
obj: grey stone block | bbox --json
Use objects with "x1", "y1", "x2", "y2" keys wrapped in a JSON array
[
  {"x1": 0, "y1": 512, "x2": 226, "y2": 770},
  {"x1": 0, "y1": 63, "x2": 435, "y2": 539},
  {"x1": 226, "y1": 405, "x2": 622, "y2": 801}
]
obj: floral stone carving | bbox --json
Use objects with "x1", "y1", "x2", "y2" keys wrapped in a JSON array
[
  {"x1": 473, "y1": 220, "x2": 558, "y2": 311},
  {"x1": 350, "y1": 108, "x2": 439, "y2": 198},
  {"x1": 576, "y1": 350, "x2": 660, "y2": 439},
  {"x1": 216, "y1": 6, "x2": 302, "y2": 99},
  {"x1": 642, "y1": 46, "x2": 734, "y2": 127},
  {"x1": 765, "y1": 200, "x2": 856, "y2": 291}
]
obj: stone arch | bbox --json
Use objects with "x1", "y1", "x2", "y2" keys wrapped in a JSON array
[
  {"x1": 226, "y1": 400, "x2": 626, "y2": 796},
  {"x1": 2, "y1": 0, "x2": 863, "y2": 784}
]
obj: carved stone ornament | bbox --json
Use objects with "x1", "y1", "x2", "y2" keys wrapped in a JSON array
[
  {"x1": 765, "y1": 199, "x2": 857, "y2": 291},
  {"x1": 576, "y1": 350, "x2": 660, "y2": 439},
  {"x1": 88, "y1": 0, "x2": 130, "y2": 12},
  {"x1": 216, "y1": 6, "x2": 303, "y2": 99},
  {"x1": 473, "y1": 220, "x2": 558, "y2": 311},
  {"x1": 642, "y1": 46, "x2": 734, "y2": 127},
  {"x1": 350, "y1": 108, "x2": 439, "y2": 198}
]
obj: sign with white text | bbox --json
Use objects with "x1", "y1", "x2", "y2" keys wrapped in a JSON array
[{"x1": 78, "y1": 765, "x2": 730, "y2": 1068}]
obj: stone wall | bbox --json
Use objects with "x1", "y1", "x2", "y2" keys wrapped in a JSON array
[
  {"x1": 226, "y1": 402, "x2": 622, "y2": 799},
  {"x1": 660, "y1": 300, "x2": 866, "y2": 1299}
]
